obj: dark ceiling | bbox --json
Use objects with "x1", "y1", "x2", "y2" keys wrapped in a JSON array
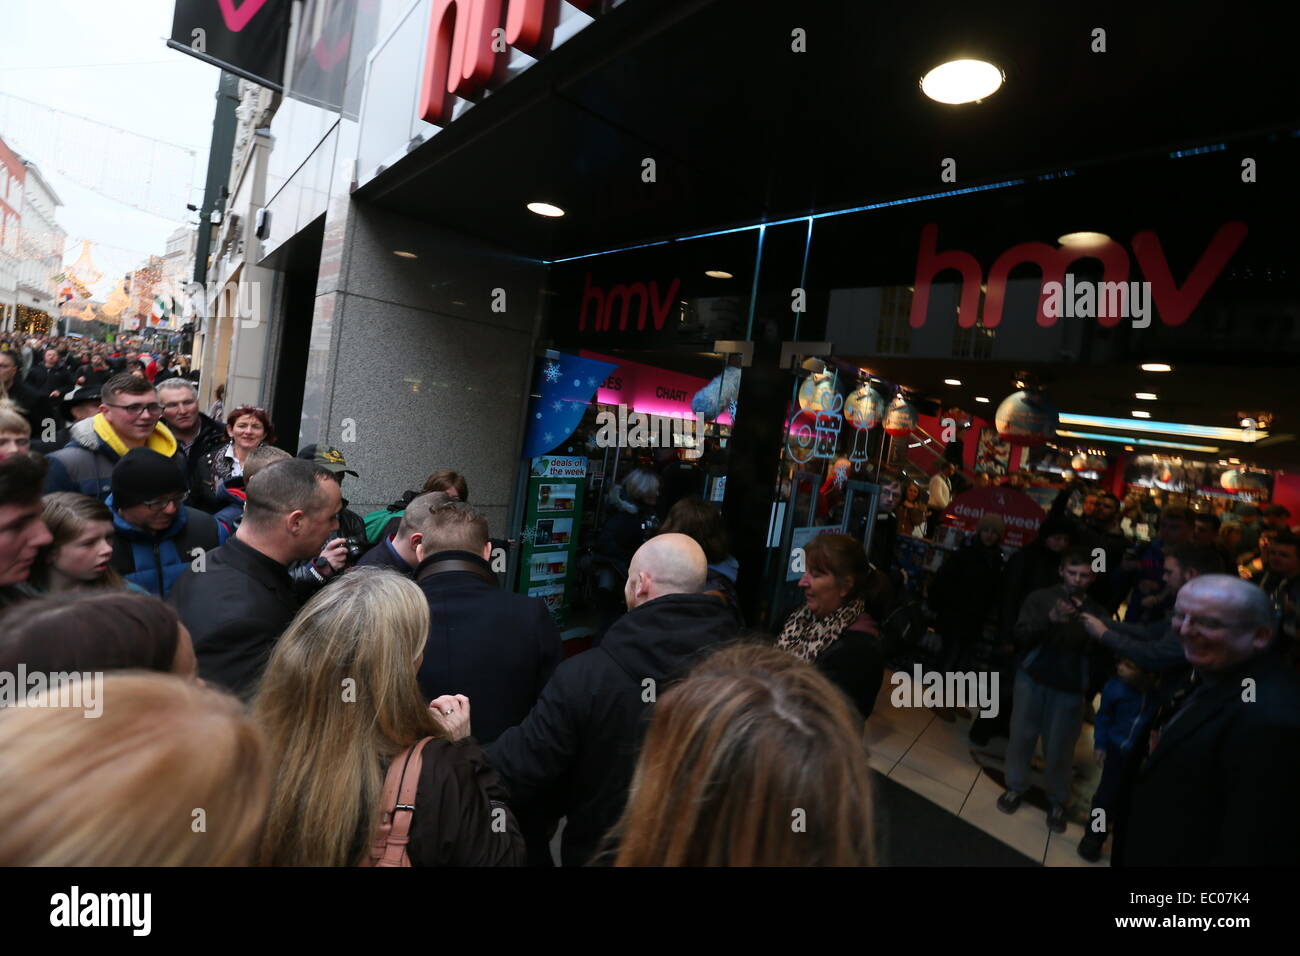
[
  {"x1": 360, "y1": 0, "x2": 1300, "y2": 260},
  {"x1": 355, "y1": 0, "x2": 1300, "y2": 469}
]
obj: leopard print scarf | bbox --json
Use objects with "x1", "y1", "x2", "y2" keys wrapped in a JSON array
[{"x1": 777, "y1": 598, "x2": 865, "y2": 664}]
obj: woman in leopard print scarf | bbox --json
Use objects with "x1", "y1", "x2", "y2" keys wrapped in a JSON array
[{"x1": 775, "y1": 533, "x2": 888, "y2": 717}]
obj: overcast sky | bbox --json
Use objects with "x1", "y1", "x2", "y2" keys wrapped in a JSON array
[{"x1": 0, "y1": 0, "x2": 221, "y2": 296}]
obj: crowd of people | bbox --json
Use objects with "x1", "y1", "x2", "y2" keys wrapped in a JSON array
[
  {"x1": 0, "y1": 367, "x2": 873, "y2": 866},
  {"x1": 0, "y1": 330, "x2": 1296, "y2": 866},
  {"x1": 863, "y1": 464, "x2": 1300, "y2": 864}
]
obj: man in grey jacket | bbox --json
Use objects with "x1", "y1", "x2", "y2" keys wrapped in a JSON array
[{"x1": 997, "y1": 546, "x2": 1106, "y2": 832}]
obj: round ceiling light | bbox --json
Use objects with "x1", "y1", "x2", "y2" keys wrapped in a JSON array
[
  {"x1": 1058, "y1": 232, "x2": 1112, "y2": 246},
  {"x1": 974, "y1": 396, "x2": 990, "y2": 403},
  {"x1": 1140, "y1": 363, "x2": 1173, "y2": 372},
  {"x1": 1135, "y1": 392, "x2": 1158, "y2": 400},
  {"x1": 705, "y1": 270, "x2": 733, "y2": 279},
  {"x1": 393, "y1": 250, "x2": 417, "y2": 259},
  {"x1": 920, "y1": 59, "x2": 1004, "y2": 104},
  {"x1": 527, "y1": 202, "x2": 565, "y2": 218},
  {"x1": 943, "y1": 378, "x2": 962, "y2": 386}
]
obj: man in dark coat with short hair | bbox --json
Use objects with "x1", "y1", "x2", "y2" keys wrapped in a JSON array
[{"x1": 487, "y1": 533, "x2": 739, "y2": 867}]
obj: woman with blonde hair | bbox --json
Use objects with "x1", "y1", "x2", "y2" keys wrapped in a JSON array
[
  {"x1": 0, "y1": 672, "x2": 268, "y2": 865},
  {"x1": 603, "y1": 642, "x2": 875, "y2": 866},
  {"x1": 252, "y1": 567, "x2": 525, "y2": 866},
  {"x1": 30, "y1": 492, "x2": 130, "y2": 592}
]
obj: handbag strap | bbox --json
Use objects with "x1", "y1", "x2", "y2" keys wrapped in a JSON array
[{"x1": 368, "y1": 736, "x2": 434, "y2": 866}]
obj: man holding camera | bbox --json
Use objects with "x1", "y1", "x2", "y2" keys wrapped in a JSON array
[
  {"x1": 286, "y1": 445, "x2": 369, "y2": 599},
  {"x1": 997, "y1": 547, "x2": 1107, "y2": 832}
]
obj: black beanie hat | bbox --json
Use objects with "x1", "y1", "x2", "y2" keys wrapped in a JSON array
[{"x1": 111, "y1": 448, "x2": 187, "y2": 510}]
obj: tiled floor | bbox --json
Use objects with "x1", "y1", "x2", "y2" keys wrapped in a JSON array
[{"x1": 867, "y1": 669, "x2": 1113, "y2": 867}]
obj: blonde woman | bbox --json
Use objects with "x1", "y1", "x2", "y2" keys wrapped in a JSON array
[
  {"x1": 252, "y1": 567, "x2": 525, "y2": 866},
  {"x1": 602, "y1": 642, "x2": 875, "y2": 866},
  {"x1": 0, "y1": 672, "x2": 268, "y2": 866},
  {"x1": 30, "y1": 492, "x2": 131, "y2": 592}
]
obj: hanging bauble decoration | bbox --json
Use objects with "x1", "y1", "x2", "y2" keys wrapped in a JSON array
[
  {"x1": 883, "y1": 392, "x2": 917, "y2": 437},
  {"x1": 995, "y1": 387, "x2": 1058, "y2": 446},
  {"x1": 844, "y1": 383, "x2": 885, "y2": 429},
  {"x1": 797, "y1": 371, "x2": 838, "y2": 411},
  {"x1": 1070, "y1": 453, "x2": 1089, "y2": 472}
]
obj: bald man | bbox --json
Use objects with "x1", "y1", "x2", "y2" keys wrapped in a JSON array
[
  {"x1": 1114, "y1": 575, "x2": 1300, "y2": 866},
  {"x1": 487, "y1": 533, "x2": 738, "y2": 866}
]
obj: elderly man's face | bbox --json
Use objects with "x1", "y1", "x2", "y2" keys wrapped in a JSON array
[{"x1": 1173, "y1": 584, "x2": 1270, "y2": 672}]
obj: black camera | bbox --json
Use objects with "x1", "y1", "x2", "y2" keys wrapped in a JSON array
[{"x1": 342, "y1": 537, "x2": 366, "y2": 564}]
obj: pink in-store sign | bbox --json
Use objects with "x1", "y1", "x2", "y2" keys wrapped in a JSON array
[{"x1": 580, "y1": 351, "x2": 733, "y2": 426}]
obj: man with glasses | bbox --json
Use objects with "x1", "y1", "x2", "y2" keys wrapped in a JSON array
[
  {"x1": 44, "y1": 372, "x2": 181, "y2": 500},
  {"x1": 157, "y1": 378, "x2": 227, "y2": 512},
  {"x1": 1112, "y1": 575, "x2": 1300, "y2": 865},
  {"x1": 106, "y1": 448, "x2": 222, "y2": 596}
]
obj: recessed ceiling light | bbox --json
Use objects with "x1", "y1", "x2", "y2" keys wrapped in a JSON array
[
  {"x1": 705, "y1": 270, "x2": 733, "y2": 279},
  {"x1": 393, "y1": 250, "x2": 417, "y2": 258},
  {"x1": 920, "y1": 59, "x2": 1004, "y2": 104},
  {"x1": 1124, "y1": 446, "x2": 1134, "y2": 451},
  {"x1": 974, "y1": 396, "x2": 990, "y2": 403},
  {"x1": 1135, "y1": 392, "x2": 1158, "y2": 400},
  {"x1": 943, "y1": 378, "x2": 962, "y2": 386},
  {"x1": 1057, "y1": 232, "x2": 1112, "y2": 246},
  {"x1": 1131, "y1": 410, "x2": 1151, "y2": 418},
  {"x1": 1140, "y1": 363, "x2": 1173, "y2": 372},
  {"x1": 527, "y1": 202, "x2": 565, "y2": 217}
]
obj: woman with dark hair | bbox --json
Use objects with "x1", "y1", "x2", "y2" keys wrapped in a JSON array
[
  {"x1": 0, "y1": 591, "x2": 197, "y2": 681},
  {"x1": 896, "y1": 481, "x2": 928, "y2": 538},
  {"x1": 659, "y1": 495, "x2": 741, "y2": 622},
  {"x1": 602, "y1": 642, "x2": 875, "y2": 866},
  {"x1": 777, "y1": 533, "x2": 891, "y2": 718},
  {"x1": 200, "y1": 404, "x2": 276, "y2": 504}
]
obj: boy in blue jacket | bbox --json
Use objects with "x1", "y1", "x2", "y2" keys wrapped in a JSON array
[{"x1": 1078, "y1": 658, "x2": 1155, "y2": 861}]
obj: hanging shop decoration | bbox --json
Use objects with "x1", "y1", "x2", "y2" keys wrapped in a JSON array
[
  {"x1": 844, "y1": 382, "x2": 885, "y2": 430},
  {"x1": 883, "y1": 391, "x2": 917, "y2": 437},
  {"x1": 797, "y1": 368, "x2": 840, "y2": 411},
  {"x1": 994, "y1": 375, "x2": 1058, "y2": 446}
]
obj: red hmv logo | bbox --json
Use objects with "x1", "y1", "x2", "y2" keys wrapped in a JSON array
[
  {"x1": 908, "y1": 221, "x2": 1247, "y2": 329},
  {"x1": 579, "y1": 273, "x2": 681, "y2": 332},
  {"x1": 419, "y1": 0, "x2": 597, "y2": 126}
]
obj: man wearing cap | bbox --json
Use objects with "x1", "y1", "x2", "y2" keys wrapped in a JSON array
[
  {"x1": 106, "y1": 448, "x2": 223, "y2": 596},
  {"x1": 296, "y1": 444, "x2": 367, "y2": 543},
  {"x1": 157, "y1": 378, "x2": 228, "y2": 512}
]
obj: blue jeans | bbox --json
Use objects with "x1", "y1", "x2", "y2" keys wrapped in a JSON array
[{"x1": 1005, "y1": 668, "x2": 1085, "y2": 808}]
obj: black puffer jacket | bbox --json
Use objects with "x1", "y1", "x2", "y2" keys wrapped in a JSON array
[
  {"x1": 485, "y1": 592, "x2": 739, "y2": 867},
  {"x1": 180, "y1": 413, "x2": 229, "y2": 513}
]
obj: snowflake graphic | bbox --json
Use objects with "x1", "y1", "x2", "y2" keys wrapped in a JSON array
[
  {"x1": 543, "y1": 432, "x2": 553, "y2": 444},
  {"x1": 587, "y1": 376, "x2": 599, "y2": 388},
  {"x1": 552, "y1": 400, "x2": 564, "y2": 412},
  {"x1": 728, "y1": 399, "x2": 738, "y2": 419},
  {"x1": 520, "y1": 526, "x2": 537, "y2": 544},
  {"x1": 834, "y1": 463, "x2": 849, "y2": 486},
  {"x1": 542, "y1": 362, "x2": 561, "y2": 383}
]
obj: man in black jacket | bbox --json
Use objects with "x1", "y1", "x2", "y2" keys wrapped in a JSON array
[
  {"x1": 413, "y1": 500, "x2": 561, "y2": 743},
  {"x1": 1114, "y1": 575, "x2": 1300, "y2": 865},
  {"x1": 168, "y1": 458, "x2": 341, "y2": 701},
  {"x1": 486, "y1": 533, "x2": 739, "y2": 867},
  {"x1": 157, "y1": 378, "x2": 227, "y2": 512}
]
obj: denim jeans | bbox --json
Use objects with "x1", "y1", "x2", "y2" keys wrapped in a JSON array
[{"x1": 1005, "y1": 668, "x2": 1086, "y2": 808}]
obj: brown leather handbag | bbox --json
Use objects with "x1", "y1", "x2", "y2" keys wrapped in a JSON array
[{"x1": 360, "y1": 737, "x2": 434, "y2": 867}]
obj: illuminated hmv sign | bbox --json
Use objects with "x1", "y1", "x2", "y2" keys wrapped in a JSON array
[{"x1": 419, "y1": 0, "x2": 600, "y2": 126}]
